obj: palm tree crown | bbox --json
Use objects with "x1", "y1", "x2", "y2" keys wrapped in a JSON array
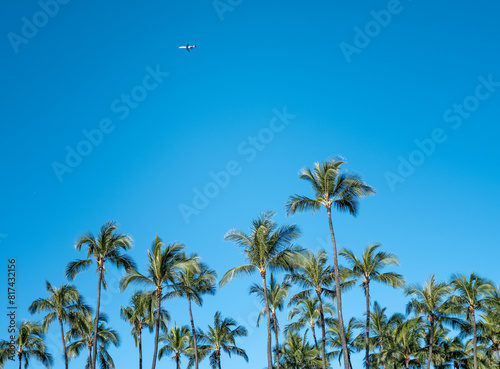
[
  {"x1": 198, "y1": 311, "x2": 248, "y2": 369},
  {"x1": 14, "y1": 321, "x2": 53, "y2": 369},
  {"x1": 120, "y1": 235, "x2": 196, "y2": 369},
  {"x1": 28, "y1": 282, "x2": 90, "y2": 369},
  {"x1": 340, "y1": 243, "x2": 404, "y2": 369},
  {"x1": 286, "y1": 158, "x2": 375, "y2": 369},
  {"x1": 221, "y1": 211, "x2": 301, "y2": 369},
  {"x1": 66, "y1": 221, "x2": 134, "y2": 369}
]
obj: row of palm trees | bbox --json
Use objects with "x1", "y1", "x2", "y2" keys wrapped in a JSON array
[{"x1": 2, "y1": 158, "x2": 498, "y2": 369}]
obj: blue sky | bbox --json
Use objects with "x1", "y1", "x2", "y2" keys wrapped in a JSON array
[{"x1": 1, "y1": 0, "x2": 499, "y2": 368}]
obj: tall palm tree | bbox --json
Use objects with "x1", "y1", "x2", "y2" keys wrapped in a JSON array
[
  {"x1": 286, "y1": 249, "x2": 337, "y2": 369},
  {"x1": 327, "y1": 317, "x2": 360, "y2": 369},
  {"x1": 366, "y1": 301, "x2": 403, "y2": 369},
  {"x1": 120, "y1": 291, "x2": 167, "y2": 369},
  {"x1": 285, "y1": 296, "x2": 334, "y2": 349},
  {"x1": 448, "y1": 273, "x2": 495, "y2": 369},
  {"x1": 250, "y1": 272, "x2": 291, "y2": 369},
  {"x1": 220, "y1": 211, "x2": 301, "y2": 369},
  {"x1": 66, "y1": 221, "x2": 134, "y2": 369},
  {"x1": 120, "y1": 235, "x2": 195, "y2": 369},
  {"x1": 168, "y1": 259, "x2": 217, "y2": 369},
  {"x1": 286, "y1": 158, "x2": 375, "y2": 369},
  {"x1": 66, "y1": 311, "x2": 119, "y2": 369},
  {"x1": 279, "y1": 331, "x2": 323, "y2": 369},
  {"x1": 340, "y1": 243, "x2": 404, "y2": 369},
  {"x1": 28, "y1": 282, "x2": 90, "y2": 369},
  {"x1": 198, "y1": 311, "x2": 248, "y2": 369},
  {"x1": 406, "y1": 275, "x2": 452, "y2": 369},
  {"x1": 14, "y1": 321, "x2": 53, "y2": 369},
  {"x1": 158, "y1": 323, "x2": 191, "y2": 369}
]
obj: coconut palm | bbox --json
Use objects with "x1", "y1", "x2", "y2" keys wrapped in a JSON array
[
  {"x1": 366, "y1": 301, "x2": 404, "y2": 369},
  {"x1": 286, "y1": 158, "x2": 375, "y2": 369},
  {"x1": 167, "y1": 259, "x2": 217, "y2": 369},
  {"x1": 285, "y1": 297, "x2": 320, "y2": 348},
  {"x1": 158, "y1": 323, "x2": 191, "y2": 369},
  {"x1": 340, "y1": 243, "x2": 404, "y2": 369},
  {"x1": 279, "y1": 331, "x2": 323, "y2": 369},
  {"x1": 65, "y1": 221, "x2": 134, "y2": 369},
  {"x1": 250, "y1": 272, "x2": 291, "y2": 369},
  {"x1": 197, "y1": 311, "x2": 248, "y2": 369},
  {"x1": 65, "y1": 311, "x2": 119, "y2": 369},
  {"x1": 13, "y1": 321, "x2": 53, "y2": 369},
  {"x1": 120, "y1": 291, "x2": 168, "y2": 369},
  {"x1": 406, "y1": 275, "x2": 452, "y2": 369},
  {"x1": 327, "y1": 317, "x2": 360, "y2": 369},
  {"x1": 28, "y1": 282, "x2": 90, "y2": 369},
  {"x1": 287, "y1": 249, "x2": 338, "y2": 369},
  {"x1": 477, "y1": 308, "x2": 500, "y2": 367},
  {"x1": 448, "y1": 273, "x2": 495, "y2": 369},
  {"x1": 220, "y1": 211, "x2": 301, "y2": 369},
  {"x1": 120, "y1": 235, "x2": 195, "y2": 369},
  {"x1": 0, "y1": 341, "x2": 9, "y2": 369},
  {"x1": 383, "y1": 317, "x2": 424, "y2": 369}
]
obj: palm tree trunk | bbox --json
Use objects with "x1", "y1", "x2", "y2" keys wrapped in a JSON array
[
  {"x1": 88, "y1": 345, "x2": 93, "y2": 368},
  {"x1": 58, "y1": 315, "x2": 68, "y2": 369},
  {"x1": 327, "y1": 208, "x2": 350, "y2": 369},
  {"x1": 379, "y1": 339, "x2": 386, "y2": 369},
  {"x1": 426, "y1": 319, "x2": 434, "y2": 369},
  {"x1": 317, "y1": 291, "x2": 327, "y2": 369},
  {"x1": 18, "y1": 355, "x2": 22, "y2": 369},
  {"x1": 273, "y1": 311, "x2": 280, "y2": 369},
  {"x1": 471, "y1": 310, "x2": 477, "y2": 369},
  {"x1": 261, "y1": 271, "x2": 273, "y2": 369},
  {"x1": 311, "y1": 322, "x2": 318, "y2": 348},
  {"x1": 138, "y1": 329, "x2": 143, "y2": 369},
  {"x1": 92, "y1": 265, "x2": 104, "y2": 369},
  {"x1": 218, "y1": 352, "x2": 222, "y2": 369},
  {"x1": 176, "y1": 355, "x2": 180, "y2": 369},
  {"x1": 364, "y1": 282, "x2": 370, "y2": 369},
  {"x1": 151, "y1": 289, "x2": 162, "y2": 369},
  {"x1": 188, "y1": 297, "x2": 199, "y2": 369}
]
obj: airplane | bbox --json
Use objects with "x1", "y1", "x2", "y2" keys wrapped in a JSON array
[{"x1": 179, "y1": 43, "x2": 196, "y2": 52}]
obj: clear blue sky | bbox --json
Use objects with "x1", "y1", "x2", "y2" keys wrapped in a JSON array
[{"x1": 1, "y1": 0, "x2": 499, "y2": 368}]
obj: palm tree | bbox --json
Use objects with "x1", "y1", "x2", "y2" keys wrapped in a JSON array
[
  {"x1": 448, "y1": 273, "x2": 495, "y2": 369},
  {"x1": 0, "y1": 341, "x2": 10, "y2": 369},
  {"x1": 327, "y1": 317, "x2": 360, "y2": 369},
  {"x1": 285, "y1": 296, "x2": 334, "y2": 349},
  {"x1": 120, "y1": 235, "x2": 195, "y2": 369},
  {"x1": 286, "y1": 158, "x2": 375, "y2": 369},
  {"x1": 120, "y1": 291, "x2": 168, "y2": 369},
  {"x1": 406, "y1": 275, "x2": 452, "y2": 369},
  {"x1": 250, "y1": 272, "x2": 291, "y2": 369},
  {"x1": 286, "y1": 249, "x2": 337, "y2": 369},
  {"x1": 383, "y1": 317, "x2": 423, "y2": 369},
  {"x1": 13, "y1": 321, "x2": 53, "y2": 369},
  {"x1": 28, "y1": 282, "x2": 90, "y2": 369},
  {"x1": 366, "y1": 301, "x2": 403, "y2": 369},
  {"x1": 158, "y1": 323, "x2": 191, "y2": 369},
  {"x1": 340, "y1": 243, "x2": 404, "y2": 369},
  {"x1": 198, "y1": 311, "x2": 248, "y2": 369},
  {"x1": 168, "y1": 259, "x2": 217, "y2": 369},
  {"x1": 65, "y1": 221, "x2": 134, "y2": 369},
  {"x1": 279, "y1": 331, "x2": 323, "y2": 369},
  {"x1": 66, "y1": 311, "x2": 119, "y2": 369},
  {"x1": 220, "y1": 211, "x2": 301, "y2": 369},
  {"x1": 477, "y1": 308, "x2": 500, "y2": 368}
]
